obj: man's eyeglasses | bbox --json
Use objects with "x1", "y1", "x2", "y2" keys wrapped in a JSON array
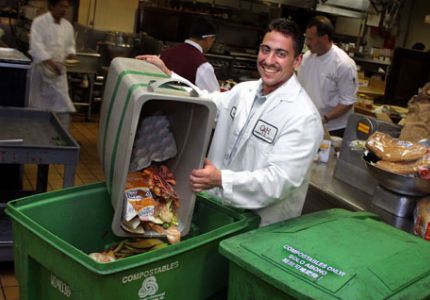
[{"x1": 259, "y1": 44, "x2": 288, "y2": 59}]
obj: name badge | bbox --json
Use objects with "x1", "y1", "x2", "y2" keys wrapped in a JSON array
[
  {"x1": 253, "y1": 120, "x2": 278, "y2": 144},
  {"x1": 230, "y1": 106, "x2": 237, "y2": 119}
]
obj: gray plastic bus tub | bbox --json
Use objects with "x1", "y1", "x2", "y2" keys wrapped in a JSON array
[{"x1": 98, "y1": 57, "x2": 217, "y2": 238}]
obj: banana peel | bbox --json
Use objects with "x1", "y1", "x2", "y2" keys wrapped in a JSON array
[
  {"x1": 125, "y1": 238, "x2": 164, "y2": 249},
  {"x1": 151, "y1": 242, "x2": 169, "y2": 250}
]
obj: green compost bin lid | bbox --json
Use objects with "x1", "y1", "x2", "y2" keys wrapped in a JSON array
[{"x1": 219, "y1": 209, "x2": 430, "y2": 300}]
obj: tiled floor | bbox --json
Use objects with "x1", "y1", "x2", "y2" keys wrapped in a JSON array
[{"x1": 0, "y1": 114, "x2": 104, "y2": 300}]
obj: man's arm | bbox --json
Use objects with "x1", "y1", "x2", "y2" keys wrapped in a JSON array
[
  {"x1": 135, "y1": 55, "x2": 172, "y2": 76},
  {"x1": 324, "y1": 60, "x2": 357, "y2": 123},
  {"x1": 195, "y1": 62, "x2": 220, "y2": 92},
  {"x1": 136, "y1": 54, "x2": 226, "y2": 107},
  {"x1": 322, "y1": 103, "x2": 353, "y2": 123},
  {"x1": 29, "y1": 18, "x2": 51, "y2": 64}
]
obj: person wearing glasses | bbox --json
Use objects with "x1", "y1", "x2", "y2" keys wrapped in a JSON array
[
  {"x1": 136, "y1": 18, "x2": 322, "y2": 226},
  {"x1": 298, "y1": 16, "x2": 358, "y2": 137},
  {"x1": 160, "y1": 16, "x2": 220, "y2": 92}
]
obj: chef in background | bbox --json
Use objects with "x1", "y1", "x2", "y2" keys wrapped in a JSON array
[
  {"x1": 298, "y1": 16, "x2": 358, "y2": 137},
  {"x1": 29, "y1": 0, "x2": 76, "y2": 130},
  {"x1": 160, "y1": 16, "x2": 220, "y2": 92}
]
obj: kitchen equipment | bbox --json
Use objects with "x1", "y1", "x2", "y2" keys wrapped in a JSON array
[
  {"x1": 0, "y1": 47, "x2": 31, "y2": 107},
  {"x1": 98, "y1": 57, "x2": 217, "y2": 238},
  {"x1": 0, "y1": 107, "x2": 79, "y2": 261},
  {"x1": 363, "y1": 152, "x2": 430, "y2": 196},
  {"x1": 316, "y1": 0, "x2": 369, "y2": 18},
  {"x1": 362, "y1": 151, "x2": 430, "y2": 218},
  {"x1": 334, "y1": 113, "x2": 401, "y2": 195},
  {"x1": 332, "y1": 113, "x2": 429, "y2": 219},
  {"x1": 97, "y1": 32, "x2": 135, "y2": 67},
  {"x1": 384, "y1": 48, "x2": 430, "y2": 107},
  {"x1": 66, "y1": 52, "x2": 101, "y2": 120},
  {"x1": 0, "y1": 47, "x2": 32, "y2": 202}
]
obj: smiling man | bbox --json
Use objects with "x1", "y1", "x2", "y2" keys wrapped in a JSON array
[{"x1": 136, "y1": 18, "x2": 323, "y2": 226}]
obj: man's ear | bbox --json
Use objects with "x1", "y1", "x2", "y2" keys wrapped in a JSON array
[
  {"x1": 323, "y1": 34, "x2": 330, "y2": 44},
  {"x1": 294, "y1": 53, "x2": 303, "y2": 68}
]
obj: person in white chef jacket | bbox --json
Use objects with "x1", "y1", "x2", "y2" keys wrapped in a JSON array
[
  {"x1": 298, "y1": 16, "x2": 358, "y2": 137},
  {"x1": 29, "y1": 0, "x2": 76, "y2": 130},
  {"x1": 137, "y1": 18, "x2": 323, "y2": 227}
]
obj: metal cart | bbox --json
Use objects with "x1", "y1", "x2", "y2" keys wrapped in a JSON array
[{"x1": 0, "y1": 106, "x2": 80, "y2": 261}]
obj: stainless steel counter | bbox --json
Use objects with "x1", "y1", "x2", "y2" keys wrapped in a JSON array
[
  {"x1": 0, "y1": 106, "x2": 80, "y2": 261},
  {"x1": 66, "y1": 52, "x2": 100, "y2": 74},
  {"x1": 303, "y1": 153, "x2": 415, "y2": 233},
  {"x1": 66, "y1": 52, "x2": 101, "y2": 120}
]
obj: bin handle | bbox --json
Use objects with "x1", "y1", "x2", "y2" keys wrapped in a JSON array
[{"x1": 147, "y1": 78, "x2": 200, "y2": 97}]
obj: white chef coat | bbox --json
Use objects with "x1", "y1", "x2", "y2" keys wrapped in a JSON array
[
  {"x1": 189, "y1": 74, "x2": 323, "y2": 226},
  {"x1": 298, "y1": 44, "x2": 358, "y2": 131},
  {"x1": 29, "y1": 12, "x2": 76, "y2": 113},
  {"x1": 184, "y1": 40, "x2": 220, "y2": 93}
]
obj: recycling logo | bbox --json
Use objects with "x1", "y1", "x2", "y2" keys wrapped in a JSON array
[{"x1": 138, "y1": 276, "x2": 165, "y2": 300}]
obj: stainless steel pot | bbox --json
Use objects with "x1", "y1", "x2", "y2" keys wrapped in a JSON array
[
  {"x1": 98, "y1": 32, "x2": 135, "y2": 65},
  {"x1": 104, "y1": 42, "x2": 134, "y2": 58},
  {"x1": 363, "y1": 152, "x2": 430, "y2": 196}
]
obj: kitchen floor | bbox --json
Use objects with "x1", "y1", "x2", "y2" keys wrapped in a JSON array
[{"x1": 0, "y1": 114, "x2": 104, "y2": 300}]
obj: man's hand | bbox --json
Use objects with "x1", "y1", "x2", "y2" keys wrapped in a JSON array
[
  {"x1": 189, "y1": 159, "x2": 222, "y2": 192},
  {"x1": 44, "y1": 59, "x2": 64, "y2": 76},
  {"x1": 135, "y1": 55, "x2": 172, "y2": 76}
]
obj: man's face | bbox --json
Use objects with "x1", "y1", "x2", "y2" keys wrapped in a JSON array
[
  {"x1": 51, "y1": 0, "x2": 69, "y2": 21},
  {"x1": 304, "y1": 26, "x2": 326, "y2": 55},
  {"x1": 202, "y1": 35, "x2": 216, "y2": 53},
  {"x1": 257, "y1": 30, "x2": 301, "y2": 95}
]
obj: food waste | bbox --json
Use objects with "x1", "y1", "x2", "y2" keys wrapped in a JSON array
[
  {"x1": 89, "y1": 164, "x2": 182, "y2": 263},
  {"x1": 89, "y1": 238, "x2": 168, "y2": 263},
  {"x1": 122, "y1": 164, "x2": 181, "y2": 243}
]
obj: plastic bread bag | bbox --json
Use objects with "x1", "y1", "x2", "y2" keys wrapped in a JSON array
[
  {"x1": 375, "y1": 153, "x2": 430, "y2": 177},
  {"x1": 366, "y1": 131, "x2": 428, "y2": 162}
]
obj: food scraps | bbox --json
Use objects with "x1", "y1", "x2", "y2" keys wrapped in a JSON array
[{"x1": 122, "y1": 164, "x2": 181, "y2": 243}]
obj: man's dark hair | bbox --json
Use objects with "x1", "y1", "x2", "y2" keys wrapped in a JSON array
[
  {"x1": 189, "y1": 17, "x2": 216, "y2": 39},
  {"x1": 48, "y1": 0, "x2": 70, "y2": 7},
  {"x1": 307, "y1": 16, "x2": 334, "y2": 42},
  {"x1": 266, "y1": 18, "x2": 304, "y2": 57}
]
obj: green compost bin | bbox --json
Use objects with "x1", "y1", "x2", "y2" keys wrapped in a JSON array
[
  {"x1": 5, "y1": 182, "x2": 259, "y2": 300},
  {"x1": 219, "y1": 209, "x2": 430, "y2": 300}
]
